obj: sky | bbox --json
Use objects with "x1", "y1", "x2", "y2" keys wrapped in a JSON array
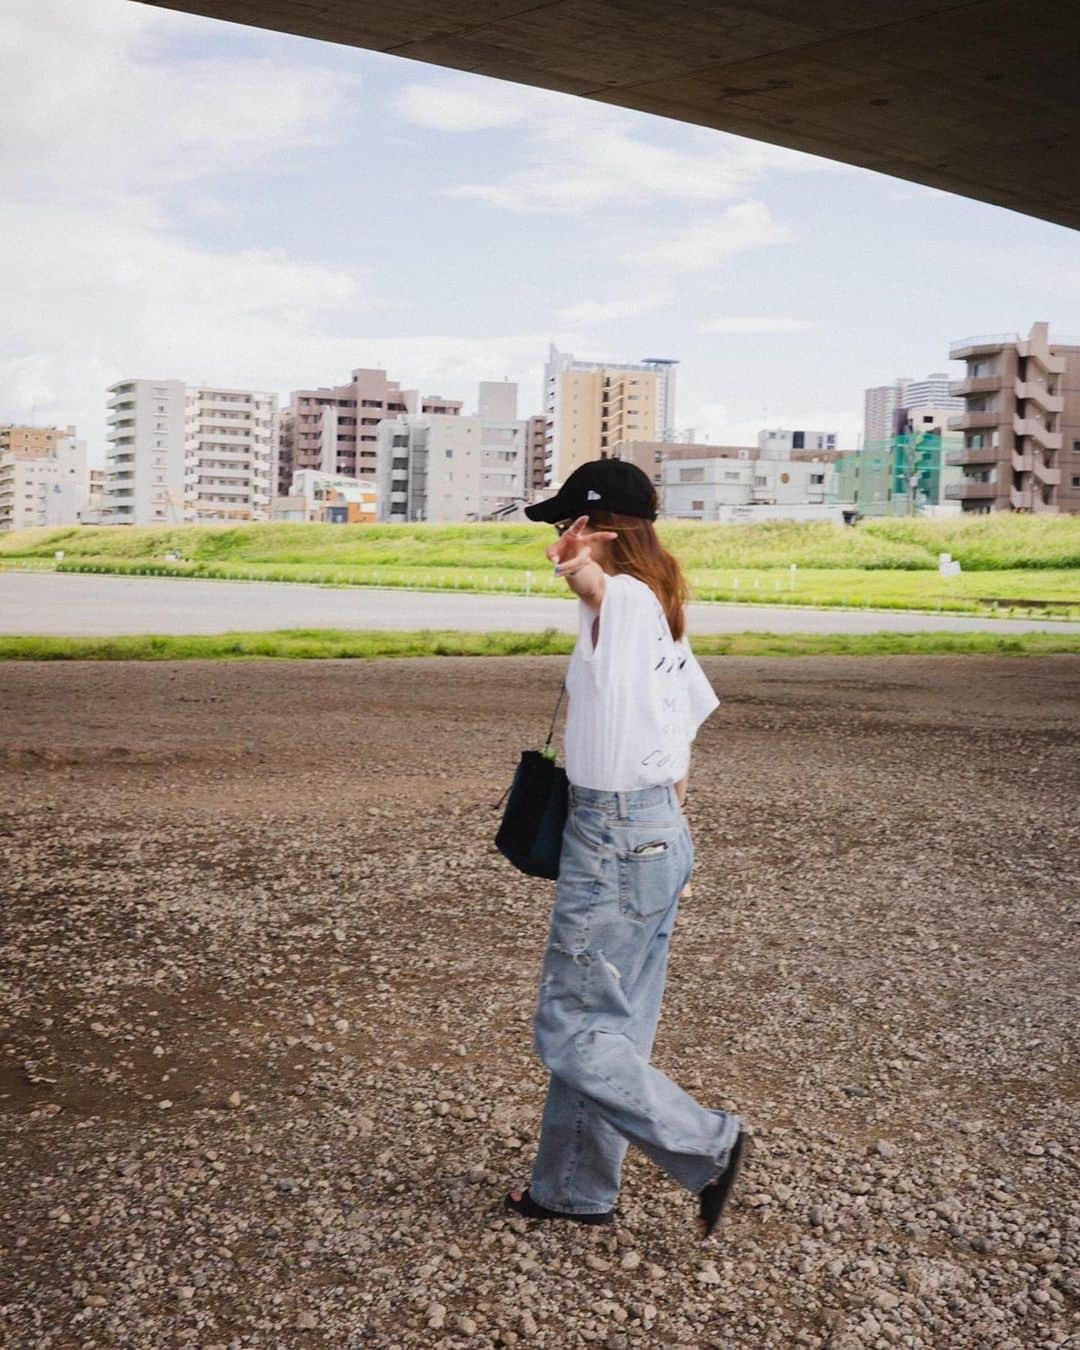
[{"x1": 3, "y1": 0, "x2": 1079, "y2": 467}]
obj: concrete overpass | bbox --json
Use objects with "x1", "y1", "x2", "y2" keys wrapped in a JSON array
[{"x1": 138, "y1": 1, "x2": 1079, "y2": 231}]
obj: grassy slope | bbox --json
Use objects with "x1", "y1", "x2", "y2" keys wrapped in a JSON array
[
  {"x1": 3, "y1": 515, "x2": 1079, "y2": 570},
  {"x1": 2, "y1": 518, "x2": 1077, "y2": 617}
]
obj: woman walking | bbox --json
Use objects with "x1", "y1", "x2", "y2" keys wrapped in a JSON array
[{"x1": 507, "y1": 458, "x2": 749, "y2": 1241}]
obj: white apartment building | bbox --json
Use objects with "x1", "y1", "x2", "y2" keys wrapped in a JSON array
[
  {"x1": 0, "y1": 429, "x2": 89, "y2": 531},
  {"x1": 104, "y1": 380, "x2": 276, "y2": 525},
  {"x1": 184, "y1": 387, "x2": 277, "y2": 524},
  {"x1": 375, "y1": 381, "x2": 527, "y2": 523},
  {"x1": 104, "y1": 380, "x2": 186, "y2": 525},
  {"x1": 663, "y1": 445, "x2": 840, "y2": 523}
]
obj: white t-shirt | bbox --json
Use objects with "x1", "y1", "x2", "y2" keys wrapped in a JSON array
[{"x1": 564, "y1": 572, "x2": 721, "y2": 790}]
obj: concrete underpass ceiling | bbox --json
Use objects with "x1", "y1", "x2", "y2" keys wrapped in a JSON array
[{"x1": 137, "y1": 1, "x2": 1079, "y2": 231}]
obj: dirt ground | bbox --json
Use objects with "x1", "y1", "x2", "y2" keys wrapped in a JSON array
[{"x1": 1, "y1": 655, "x2": 1077, "y2": 1349}]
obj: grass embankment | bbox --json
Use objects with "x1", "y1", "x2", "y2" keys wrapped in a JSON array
[
  {"x1": 1, "y1": 628, "x2": 1077, "y2": 661},
  {"x1": 2, "y1": 516, "x2": 1078, "y2": 617}
]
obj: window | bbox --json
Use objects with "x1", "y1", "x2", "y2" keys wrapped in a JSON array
[
  {"x1": 445, "y1": 449, "x2": 453, "y2": 458},
  {"x1": 792, "y1": 432, "x2": 804, "y2": 449},
  {"x1": 1072, "y1": 476, "x2": 1080, "y2": 488},
  {"x1": 691, "y1": 499, "x2": 704, "y2": 510},
  {"x1": 679, "y1": 466, "x2": 704, "y2": 483},
  {"x1": 810, "y1": 473, "x2": 825, "y2": 484}
]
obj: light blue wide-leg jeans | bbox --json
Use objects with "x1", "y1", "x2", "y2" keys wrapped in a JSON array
[{"x1": 528, "y1": 779, "x2": 741, "y2": 1215}]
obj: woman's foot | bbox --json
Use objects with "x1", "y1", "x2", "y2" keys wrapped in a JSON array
[
  {"x1": 697, "y1": 1130, "x2": 751, "y2": 1241},
  {"x1": 505, "y1": 1186, "x2": 614, "y2": 1225}
]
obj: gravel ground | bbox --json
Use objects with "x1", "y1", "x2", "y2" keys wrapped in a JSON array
[{"x1": 1, "y1": 655, "x2": 1078, "y2": 1350}]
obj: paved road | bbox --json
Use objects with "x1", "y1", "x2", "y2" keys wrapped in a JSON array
[{"x1": 2, "y1": 570, "x2": 1078, "y2": 637}]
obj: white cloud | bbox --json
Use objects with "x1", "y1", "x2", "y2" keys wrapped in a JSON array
[
  {"x1": 0, "y1": 196, "x2": 557, "y2": 459},
  {"x1": 394, "y1": 82, "x2": 533, "y2": 132},
  {"x1": 628, "y1": 201, "x2": 792, "y2": 272},
  {"x1": 687, "y1": 400, "x2": 862, "y2": 449},
  {"x1": 0, "y1": 2, "x2": 549, "y2": 459},
  {"x1": 0, "y1": 1, "x2": 360, "y2": 201},
  {"x1": 556, "y1": 290, "x2": 672, "y2": 325},
  {"x1": 398, "y1": 74, "x2": 846, "y2": 215},
  {"x1": 699, "y1": 317, "x2": 815, "y2": 334}
]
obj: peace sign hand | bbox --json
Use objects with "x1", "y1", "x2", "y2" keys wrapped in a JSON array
[{"x1": 545, "y1": 515, "x2": 618, "y2": 574}]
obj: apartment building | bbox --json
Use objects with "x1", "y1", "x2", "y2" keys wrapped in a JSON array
[
  {"x1": 375, "y1": 381, "x2": 527, "y2": 523},
  {"x1": 277, "y1": 368, "x2": 462, "y2": 495},
  {"x1": 543, "y1": 345, "x2": 677, "y2": 484},
  {"x1": 0, "y1": 427, "x2": 89, "y2": 531},
  {"x1": 104, "y1": 380, "x2": 187, "y2": 525},
  {"x1": 185, "y1": 387, "x2": 277, "y2": 524},
  {"x1": 661, "y1": 443, "x2": 843, "y2": 523},
  {"x1": 945, "y1": 322, "x2": 1080, "y2": 514}
]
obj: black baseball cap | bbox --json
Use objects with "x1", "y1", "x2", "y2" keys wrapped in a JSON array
[{"x1": 524, "y1": 458, "x2": 658, "y2": 523}]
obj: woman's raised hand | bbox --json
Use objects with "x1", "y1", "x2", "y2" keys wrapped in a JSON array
[{"x1": 544, "y1": 515, "x2": 618, "y2": 573}]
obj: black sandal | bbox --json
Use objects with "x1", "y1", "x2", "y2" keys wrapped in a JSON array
[
  {"x1": 504, "y1": 1187, "x2": 614, "y2": 1225},
  {"x1": 698, "y1": 1130, "x2": 751, "y2": 1241}
]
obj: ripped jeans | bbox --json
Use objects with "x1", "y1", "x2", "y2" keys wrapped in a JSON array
[{"x1": 528, "y1": 778, "x2": 741, "y2": 1215}]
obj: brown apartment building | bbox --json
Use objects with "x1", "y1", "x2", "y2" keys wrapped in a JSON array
[
  {"x1": 276, "y1": 368, "x2": 462, "y2": 496},
  {"x1": 946, "y1": 322, "x2": 1080, "y2": 514}
]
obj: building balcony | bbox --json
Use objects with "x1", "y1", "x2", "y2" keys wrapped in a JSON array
[
  {"x1": 1031, "y1": 458, "x2": 1061, "y2": 487},
  {"x1": 193, "y1": 482, "x2": 250, "y2": 496},
  {"x1": 1011, "y1": 449, "x2": 1033, "y2": 473},
  {"x1": 948, "y1": 375, "x2": 1002, "y2": 397},
  {"x1": 1015, "y1": 379, "x2": 1064, "y2": 414},
  {"x1": 1010, "y1": 486, "x2": 1033, "y2": 511},
  {"x1": 1013, "y1": 415, "x2": 1062, "y2": 451},
  {"x1": 946, "y1": 446, "x2": 999, "y2": 467},
  {"x1": 187, "y1": 465, "x2": 252, "y2": 481},
  {"x1": 947, "y1": 411, "x2": 1000, "y2": 431},
  {"x1": 944, "y1": 480, "x2": 998, "y2": 500}
]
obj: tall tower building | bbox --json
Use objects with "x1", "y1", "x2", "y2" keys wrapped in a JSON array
[
  {"x1": 104, "y1": 379, "x2": 187, "y2": 525},
  {"x1": 865, "y1": 373, "x2": 963, "y2": 448},
  {"x1": 864, "y1": 379, "x2": 912, "y2": 446},
  {"x1": 543, "y1": 345, "x2": 678, "y2": 485},
  {"x1": 945, "y1": 321, "x2": 1080, "y2": 514},
  {"x1": 184, "y1": 387, "x2": 277, "y2": 523}
]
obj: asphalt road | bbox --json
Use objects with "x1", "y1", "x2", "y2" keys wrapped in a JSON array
[{"x1": 2, "y1": 570, "x2": 1078, "y2": 637}]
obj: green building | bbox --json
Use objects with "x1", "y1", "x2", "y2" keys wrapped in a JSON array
[{"x1": 828, "y1": 426, "x2": 963, "y2": 516}]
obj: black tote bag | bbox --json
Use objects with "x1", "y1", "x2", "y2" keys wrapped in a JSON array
[{"x1": 493, "y1": 680, "x2": 568, "y2": 880}]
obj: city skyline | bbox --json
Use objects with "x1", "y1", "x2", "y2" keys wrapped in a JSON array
[{"x1": 3, "y1": 0, "x2": 1079, "y2": 468}]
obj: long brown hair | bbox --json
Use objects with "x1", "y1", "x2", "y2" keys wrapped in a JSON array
[{"x1": 587, "y1": 506, "x2": 691, "y2": 643}]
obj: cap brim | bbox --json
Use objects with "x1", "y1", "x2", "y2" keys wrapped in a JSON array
[{"x1": 523, "y1": 496, "x2": 567, "y2": 522}]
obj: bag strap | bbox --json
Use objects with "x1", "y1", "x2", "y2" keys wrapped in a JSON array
[
  {"x1": 543, "y1": 679, "x2": 567, "y2": 753},
  {"x1": 492, "y1": 671, "x2": 567, "y2": 811}
]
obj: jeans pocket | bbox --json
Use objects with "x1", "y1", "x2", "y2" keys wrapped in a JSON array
[
  {"x1": 615, "y1": 821, "x2": 683, "y2": 920},
  {"x1": 569, "y1": 805, "x2": 610, "y2": 850}
]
